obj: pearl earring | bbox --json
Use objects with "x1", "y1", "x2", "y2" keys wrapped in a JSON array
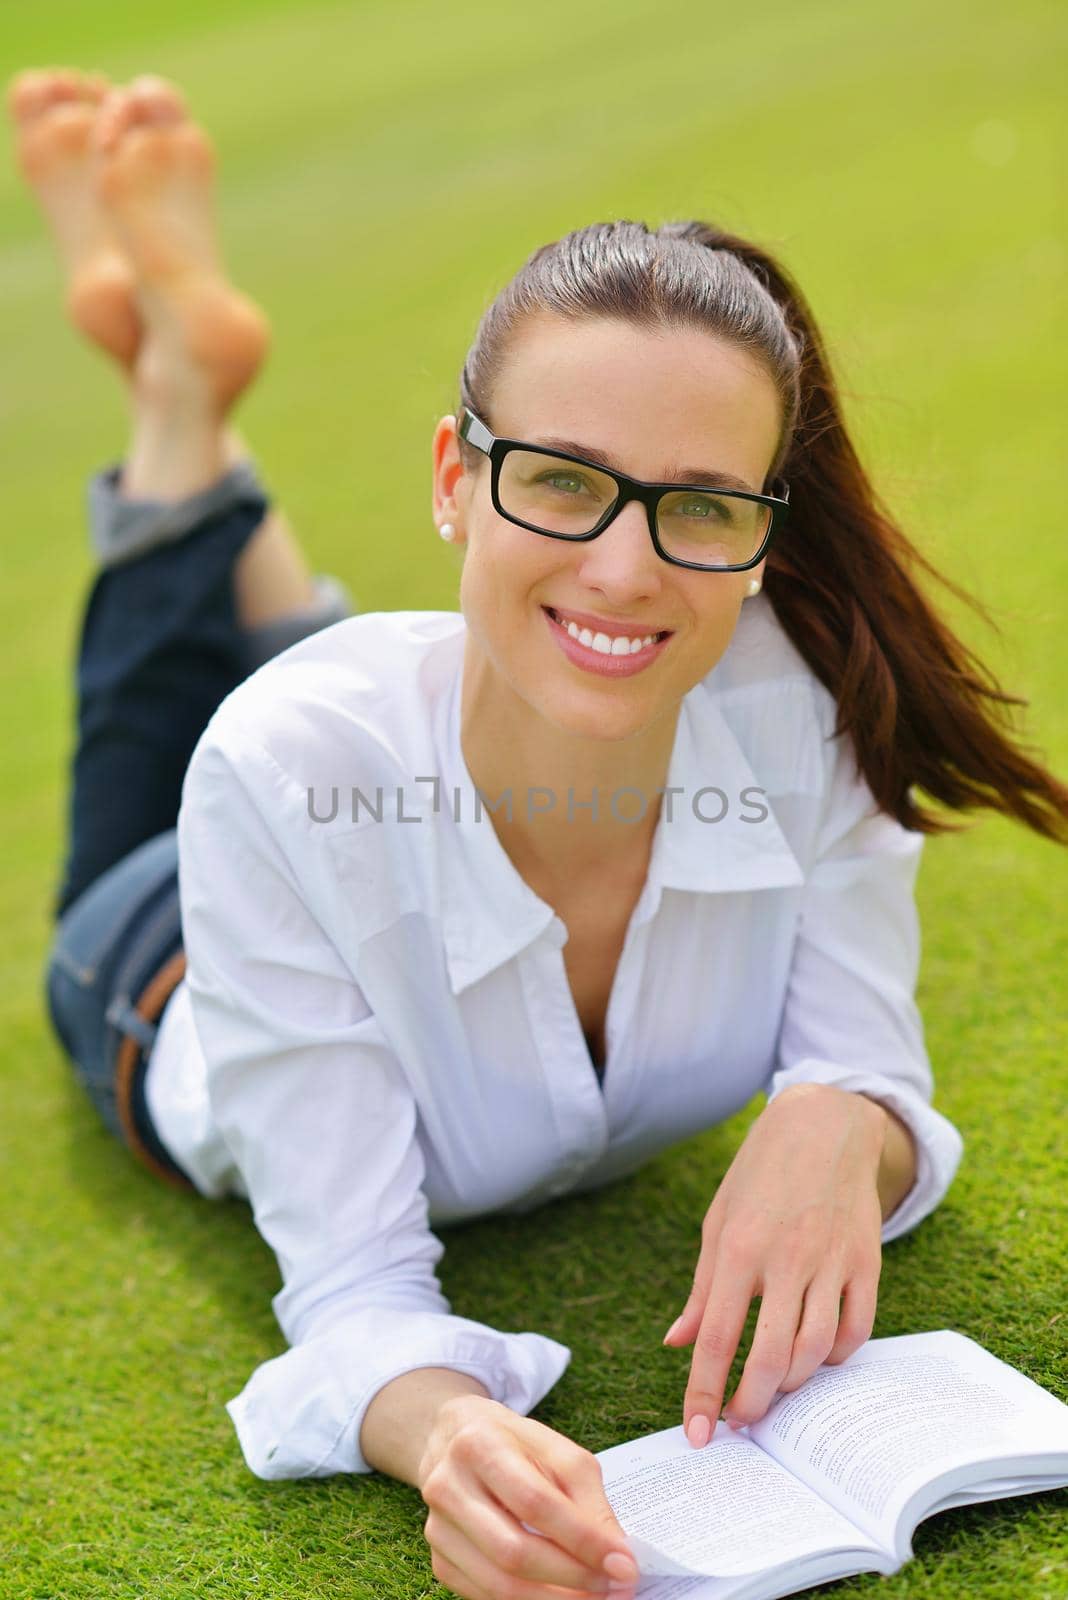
[
  {"x1": 439, "y1": 522, "x2": 456, "y2": 542},
  {"x1": 746, "y1": 578, "x2": 762, "y2": 597}
]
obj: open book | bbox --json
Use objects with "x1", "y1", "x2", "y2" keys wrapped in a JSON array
[{"x1": 594, "y1": 1331, "x2": 1068, "y2": 1600}]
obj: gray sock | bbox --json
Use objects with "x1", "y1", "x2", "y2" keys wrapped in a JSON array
[
  {"x1": 86, "y1": 457, "x2": 356, "y2": 668},
  {"x1": 87, "y1": 458, "x2": 269, "y2": 569}
]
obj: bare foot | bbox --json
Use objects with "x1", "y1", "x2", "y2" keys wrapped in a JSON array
[
  {"x1": 92, "y1": 75, "x2": 269, "y2": 413},
  {"x1": 12, "y1": 69, "x2": 314, "y2": 614},
  {"x1": 8, "y1": 66, "x2": 141, "y2": 367}
]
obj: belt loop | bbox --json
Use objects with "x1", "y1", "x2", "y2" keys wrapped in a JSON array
[{"x1": 105, "y1": 995, "x2": 160, "y2": 1054}]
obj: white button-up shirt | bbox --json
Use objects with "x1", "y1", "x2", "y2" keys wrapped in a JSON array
[{"x1": 146, "y1": 600, "x2": 964, "y2": 1481}]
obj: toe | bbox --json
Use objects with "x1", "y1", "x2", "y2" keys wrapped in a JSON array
[
  {"x1": 12, "y1": 88, "x2": 99, "y2": 179},
  {"x1": 8, "y1": 67, "x2": 81, "y2": 124},
  {"x1": 7, "y1": 69, "x2": 46, "y2": 123},
  {"x1": 42, "y1": 68, "x2": 84, "y2": 105},
  {"x1": 93, "y1": 76, "x2": 188, "y2": 153},
  {"x1": 80, "y1": 72, "x2": 113, "y2": 106},
  {"x1": 127, "y1": 74, "x2": 188, "y2": 127},
  {"x1": 92, "y1": 87, "x2": 137, "y2": 153}
]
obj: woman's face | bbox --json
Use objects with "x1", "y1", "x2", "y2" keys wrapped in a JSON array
[{"x1": 433, "y1": 312, "x2": 784, "y2": 744}]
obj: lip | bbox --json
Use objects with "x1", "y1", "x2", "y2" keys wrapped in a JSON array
[
  {"x1": 542, "y1": 606, "x2": 671, "y2": 678},
  {"x1": 544, "y1": 604, "x2": 672, "y2": 640}
]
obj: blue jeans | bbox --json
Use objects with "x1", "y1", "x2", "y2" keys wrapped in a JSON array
[{"x1": 43, "y1": 465, "x2": 351, "y2": 1189}]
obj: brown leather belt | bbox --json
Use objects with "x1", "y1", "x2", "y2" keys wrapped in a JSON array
[{"x1": 113, "y1": 949, "x2": 196, "y2": 1191}]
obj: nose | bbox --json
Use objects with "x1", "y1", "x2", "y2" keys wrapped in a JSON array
[{"x1": 574, "y1": 498, "x2": 663, "y2": 594}]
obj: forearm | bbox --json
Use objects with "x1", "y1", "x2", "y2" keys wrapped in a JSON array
[{"x1": 360, "y1": 1366, "x2": 492, "y2": 1487}]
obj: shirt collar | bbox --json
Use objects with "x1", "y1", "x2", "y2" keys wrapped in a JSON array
[
  {"x1": 433, "y1": 633, "x2": 804, "y2": 996},
  {"x1": 648, "y1": 678, "x2": 805, "y2": 896}
]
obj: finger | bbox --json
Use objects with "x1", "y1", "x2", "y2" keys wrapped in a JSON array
[
  {"x1": 428, "y1": 1543, "x2": 492, "y2": 1600},
  {"x1": 663, "y1": 1214, "x2": 724, "y2": 1346},
  {"x1": 522, "y1": 1428, "x2": 641, "y2": 1583},
  {"x1": 682, "y1": 1262, "x2": 755, "y2": 1441},
  {"x1": 722, "y1": 1278, "x2": 805, "y2": 1426},
  {"x1": 445, "y1": 1433, "x2": 636, "y2": 1591},
  {"x1": 778, "y1": 1272, "x2": 844, "y2": 1393},
  {"x1": 825, "y1": 1267, "x2": 880, "y2": 1364},
  {"x1": 429, "y1": 1461, "x2": 623, "y2": 1595},
  {"x1": 428, "y1": 1504, "x2": 610, "y2": 1599}
]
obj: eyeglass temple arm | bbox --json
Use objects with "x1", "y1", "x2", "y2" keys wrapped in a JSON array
[{"x1": 458, "y1": 408, "x2": 494, "y2": 453}]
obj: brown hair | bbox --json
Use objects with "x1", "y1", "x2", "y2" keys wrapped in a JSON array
[{"x1": 456, "y1": 218, "x2": 1068, "y2": 844}]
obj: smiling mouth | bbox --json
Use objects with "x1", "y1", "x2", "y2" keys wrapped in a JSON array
[{"x1": 543, "y1": 607, "x2": 672, "y2": 642}]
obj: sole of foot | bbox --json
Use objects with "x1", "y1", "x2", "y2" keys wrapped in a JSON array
[
  {"x1": 93, "y1": 75, "x2": 270, "y2": 412},
  {"x1": 8, "y1": 66, "x2": 141, "y2": 367},
  {"x1": 9, "y1": 67, "x2": 269, "y2": 412}
]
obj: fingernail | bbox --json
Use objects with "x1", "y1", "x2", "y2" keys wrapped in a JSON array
[
  {"x1": 662, "y1": 1314, "x2": 684, "y2": 1343},
  {"x1": 686, "y1": 1413, "x2": 711, "y2": 1448},
  {"x1": 603, "y1": 1550, "x2": 639, "y2": 1583}
]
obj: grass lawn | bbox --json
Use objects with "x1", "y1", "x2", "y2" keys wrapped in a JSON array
[{"x1": 1, "y1": 1, "x2": 1065, "y2": 1596}]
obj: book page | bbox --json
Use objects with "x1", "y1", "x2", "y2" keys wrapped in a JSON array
[
  {"x1": 932, "y1": 1474, "x2": 1068, "y2": 1513},
  {"x1": 748, "y1": 1330, "x2": 1068, "y2": 1547},
  {"x1": 595, "y1": 1420, "x2": 885, "y2": 1581}
]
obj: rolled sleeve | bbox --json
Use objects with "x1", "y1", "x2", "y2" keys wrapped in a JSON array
[
  {"x1": 766, "y1": 725, "x2": 964, "y2": 1244},
  {"x1": 177, "y1": 719, "x2": 570, "y2": 1479},
  {"x1": 227, "y1": 1312, "x2": 570, "y2": 1479}
]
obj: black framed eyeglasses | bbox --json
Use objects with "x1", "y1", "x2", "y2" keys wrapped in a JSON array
[{"x1": 457, "y1": 405, "x2": 789, "y2": 573}]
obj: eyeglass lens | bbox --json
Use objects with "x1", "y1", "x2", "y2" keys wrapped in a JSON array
[{"x1": 498, "y1": 448, "x2": 770, "y2": 568}]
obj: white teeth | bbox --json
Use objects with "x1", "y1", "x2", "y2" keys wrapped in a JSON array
[{"x1": 559, "y1": 615, "x2": 658, "y2": 654}]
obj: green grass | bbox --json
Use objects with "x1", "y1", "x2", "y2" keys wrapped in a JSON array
[{"x1": 1, "y1": 0, "x2": 1066, "y2": 1595}]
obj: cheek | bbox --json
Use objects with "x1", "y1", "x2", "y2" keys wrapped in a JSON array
[
  {"x1": 458, "y1": 525, "x2": 531, "y2": 637},
  {"x1": 692, "y1": 590, "x2": 747, "y2": 666},
  {"x1": 471, "y1": 517, "x2": 557, "y2": 601}
]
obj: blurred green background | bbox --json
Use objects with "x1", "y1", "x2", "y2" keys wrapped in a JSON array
[{"x1": 1, "y1": 1, "x2": 1065, "y2": 1596}]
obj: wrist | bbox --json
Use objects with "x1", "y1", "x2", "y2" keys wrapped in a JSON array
[
  {"x1": 361, "y1": 1367, "x2": 492, "y2": 1488},
  {"x1": 770, "y1": 1080, "x2": 884, "y2": 1138},
  {"x1": 855, "y1": 1094, "x2": 918, "y2": 1219},
  {"x1": 773, "y1": 1078, "x2": 884, "y2": 1125}
]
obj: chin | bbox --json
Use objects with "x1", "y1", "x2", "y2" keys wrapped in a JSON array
[{"x1": 543, "y1": 684, "x2": 667, "y2": 742}]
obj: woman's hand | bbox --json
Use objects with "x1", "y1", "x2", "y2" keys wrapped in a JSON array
[
  {"x1": 417, "y1": 1393, "x2": 641, "y2": 1599},
  {"x1": 662, "y1": 1082, "x2": 889, "y2": 1441}
]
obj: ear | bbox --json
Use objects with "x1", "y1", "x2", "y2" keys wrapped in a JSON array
[{"x1": 432, "y1": 414, "x2": 470, "y2": 544}]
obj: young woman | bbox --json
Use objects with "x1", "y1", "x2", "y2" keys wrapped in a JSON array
[{"x1": 14, "y1": 67, "x2": 1067, "y2": 1600}]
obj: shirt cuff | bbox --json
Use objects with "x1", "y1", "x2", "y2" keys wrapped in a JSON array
[
  {"x1": 225, "y1": 1309, "x2": 573, "y2": 1479},
  {"x1": 765, "y1": 1058, "x2": 964, "y2": 1244}
]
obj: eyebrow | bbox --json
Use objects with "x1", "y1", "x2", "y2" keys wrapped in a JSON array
[{"x1": 534, "y1": 435, "x2": 758, "y2": 494}]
